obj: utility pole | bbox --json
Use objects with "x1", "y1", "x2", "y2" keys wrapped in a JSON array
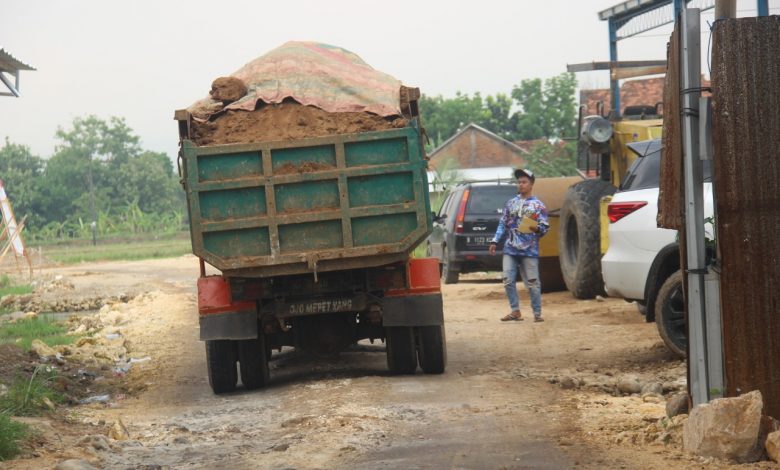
[{"x1": 87, "y1": 154, "x2": 97, "y2": 246}]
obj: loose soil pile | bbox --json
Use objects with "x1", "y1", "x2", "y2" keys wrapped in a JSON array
[{"x1": 191, "y1": 101, "x2": 408, "y2": 146}]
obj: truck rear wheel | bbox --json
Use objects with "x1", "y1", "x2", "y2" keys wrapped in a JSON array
[
  {"x1": 417, "y1": 325, "x2": 446, "y2": 374},
  {"x1": 656, "y1": 270, "x2": 687, "y2": 357},
  {"x1": 238, "y1": 335, "x2": 270, "y2": 390},
  {"x1": 558, "y1": 179, "x2": 615, "y2": 299},
  {"x1": 385, "y1": 326, "x2": 417, "y2": 374},
  {"x1": 206, "y1": 339, "x2": 238, "y2": 394}
]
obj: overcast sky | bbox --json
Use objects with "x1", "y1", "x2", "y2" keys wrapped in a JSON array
[{"x1": 1, "y1": 0, "x2": 777, "y2": 161}]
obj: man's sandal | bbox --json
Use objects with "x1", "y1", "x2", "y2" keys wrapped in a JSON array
[{"x1": 501, "y1": 311, "x2": 524, "y2": 322}]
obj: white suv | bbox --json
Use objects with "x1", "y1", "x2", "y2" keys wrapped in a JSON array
[{"x1": 601, "y1": 139, "x2": 713, "y2": 356}]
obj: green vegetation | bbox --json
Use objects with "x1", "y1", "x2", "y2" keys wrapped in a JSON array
[
  {"x1": 40, "y1": 233, "x2": 191, "y2": 264},
  {"x1": 0, "y1": 366, "x2": 63, "y2": 417},
  {"x1": 0, "y1": 317, "x2": 75, "y2": 351},
  {"x1": 0, "y1": 115, "x2": 184, "y2": 241},
  {"x1": 0, "y1": 412, "x2": 28, "y2": 461},
  {"x1": 522, "y1": 141, "x2": 579, "y2": 178},
  {"x1": 0, "y1": 275, "x2": 33, "y2": 300},
  {"x1": 419, "y1": 72, "x2": 578, "y2": 151}
]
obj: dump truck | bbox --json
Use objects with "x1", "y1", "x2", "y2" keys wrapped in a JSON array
[
  {"x1": 175, "y1": 105, "x2": 446, "y2": 393},
  {"x1": 176, "y1": 42, "x2": 446, "y2": 394},
  {"x1": 557, "y1": 107, "x2": 663, "y2": 299}
]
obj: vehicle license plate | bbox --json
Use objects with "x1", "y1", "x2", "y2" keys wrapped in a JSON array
[{"x1": 468, "y1": 236, "x2": 489, "y2": 245}]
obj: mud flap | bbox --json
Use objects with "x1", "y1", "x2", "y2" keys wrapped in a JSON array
[
  {"x1": 200, "y1": 310, "x2": 258, "y2": 341},
  {"x1": 382, "y1": 293, "x2": 443, "y2": 327},
  {"x1": 198, "y1": 275, "x2": 257, "y2": 340}
]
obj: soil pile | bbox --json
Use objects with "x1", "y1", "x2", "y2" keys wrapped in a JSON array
[
  {"x1": 191, "y1": 101, "x2": 408, "y2": 146},
  {"x1": 184, "y1": 42, "x2": 414, "y2": 146}
]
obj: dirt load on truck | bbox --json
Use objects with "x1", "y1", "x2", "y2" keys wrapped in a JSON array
[{"x1": 176, "y1": 41, "x2": 445, "y2": 394}]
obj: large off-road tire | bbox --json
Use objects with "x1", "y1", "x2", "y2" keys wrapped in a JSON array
[
  {"x1": 386, "y1": 326, "x2": 417, "y2": 374},
  {"x1": 441, "y1": 246, "x2": 460, "y2": 285},
  {"x1": 205, "y1": 340, "x2": 238, "y2": 394},
  {"x1": 558, "y1": 179, "x2": 616, "y2": 299},
  {"x1": 655, "y1": 270, "x2": 687, "y2": 357},
  {"x1": 237, "y1": 335, "x2": 270, "y2": 390},
  {"x1": 417, "y1": 325, "x2": 447, "y2": 374}
]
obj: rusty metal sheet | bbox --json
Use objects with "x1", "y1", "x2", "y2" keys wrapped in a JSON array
[
  {"x1": 712, "y1": 16, "x2": 780, "y2": 418},
  {"x1": 658, "y1": 20, "x2": 684, "y2": 231}
]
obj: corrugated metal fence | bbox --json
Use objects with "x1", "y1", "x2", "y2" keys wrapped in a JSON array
[{"x1": 711, "y1": 16, "x2": 780, "y2": 418}]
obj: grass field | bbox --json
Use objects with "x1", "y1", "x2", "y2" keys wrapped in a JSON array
[{"x1": 30, "y1": 232, "x2": 192, "y2": 265}]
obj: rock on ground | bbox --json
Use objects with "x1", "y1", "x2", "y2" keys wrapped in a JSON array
[
  {"x1": 683, "y1": 390, "x2": 763, "y2": 463},
  {"x1": 666, "y1": 392, "x2": 689, "y2": 418},
  {"x1": 54, "y1": 459, "x2": 99, "y2": 470},
  {"x1": 766, "y1": 430, "x2": 780, "y2": 463}
]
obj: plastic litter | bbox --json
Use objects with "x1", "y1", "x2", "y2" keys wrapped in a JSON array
[
  {"x1": 79, "y1": 394, "x2": 110, "y2": 404},
  {"x1": 128, "y1": 356, "x2": 151, "y2": 364}
]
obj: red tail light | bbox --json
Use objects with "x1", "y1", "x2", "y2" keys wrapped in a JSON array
[
  {"x1": 454, "y1": 189, "x2": 470, "y2": 233},
  {"x1": 608, "y1": 201, "x2": 647, "y2": 223}
]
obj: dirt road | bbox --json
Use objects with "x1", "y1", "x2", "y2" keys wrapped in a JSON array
[{"x1": 4, "y1": 256, "x2": 753, "y2": 469}]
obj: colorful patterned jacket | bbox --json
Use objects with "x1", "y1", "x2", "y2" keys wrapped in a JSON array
[{"x1": 491, "y1": 195, "x2": 549, "y2": 258}]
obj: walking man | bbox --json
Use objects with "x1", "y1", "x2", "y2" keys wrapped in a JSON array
[{"x1": 489, "y1": 168, "x2": 549, "y2": 322}]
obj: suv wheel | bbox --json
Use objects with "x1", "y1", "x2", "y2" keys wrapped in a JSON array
[
  {"x1": 656, "y1": 270, "x2": 687, "y2": 357},
  {"x1": 441, "y1": 246, "x2": 459, "y2": 284}
]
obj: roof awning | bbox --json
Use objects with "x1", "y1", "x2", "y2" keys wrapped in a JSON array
[{"x1": 0, "y1": 48, "x2": 36, "y2": 97}]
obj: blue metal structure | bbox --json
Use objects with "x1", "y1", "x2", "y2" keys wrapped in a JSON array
[
  {"x1": 600, "y1": 0, "x2": 771, "y2": 118},
  {"x1": 758, "y1": 0, "x2": 769, "y2": 16}
]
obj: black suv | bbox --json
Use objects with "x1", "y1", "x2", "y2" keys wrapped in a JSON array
[{"x1": 426, "y1": 181, "x2": 517, "y2": 284}]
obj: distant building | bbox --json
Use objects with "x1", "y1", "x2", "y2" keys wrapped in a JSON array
[
  {"x1": 580, "y1": 76, "x2": 710, "y2": 117},
  {"x1": 428, "y1": 123, "x2": 527, "y2": 171}
]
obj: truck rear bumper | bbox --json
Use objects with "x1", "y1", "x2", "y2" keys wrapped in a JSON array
[
  {"x1": 383, "y1": 258, "x2": 443, "y2": 326},
  {"x1": 198, "y1": 276, "x2": 258, "y2": 340}
]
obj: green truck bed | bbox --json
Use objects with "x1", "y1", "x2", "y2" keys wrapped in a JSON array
[{"x1": 179, "y1": 122, "x2": 432, "y2": 278}]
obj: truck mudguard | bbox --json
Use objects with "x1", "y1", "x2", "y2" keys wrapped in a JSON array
[
  {"x1": 198, "y1": 276, "x2": 258, "y2": 340},
  {"x1": 383, "y1": 258, "x2": 444, "y2": 327}
]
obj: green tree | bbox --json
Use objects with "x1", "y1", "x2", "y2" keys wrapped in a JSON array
[
  {"x1": 39, "y1": 116, "x2": 180, "y2": 234},
  {"x1": 483, "y1": 93, "x2": 516, "y2": 140},
  {"x1": 524, "y1": 141, "x2": 578, "y2": 177},
  {"x1": 115, "y1": 151, "x2": 182, "y2": 214},
  {"x1": 0, "y1": 139, "x2": 44, "y2": 227},
  {"x1": 419, "y1": 92, "x2": 489, "y2": 151},
  {"x1": 512, "y1": 72, "x2": 578, "y2": 140}
]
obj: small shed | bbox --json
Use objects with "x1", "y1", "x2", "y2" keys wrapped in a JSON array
[{"x1": 0, "y1": 48, "x2": 35, "y2": 97}]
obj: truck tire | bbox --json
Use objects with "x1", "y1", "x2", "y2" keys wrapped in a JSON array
[
  {"x1": 417, "y1": 325, "x2": 446, "y2": 374},
  {"x1": 385, "y1": 326, "x2": 417, "y2": 374},
  {"x1": 441, "y1": 246, "x2": 460, "y2": 284},
  {"x1": 558, "y1": 179, "x2": 615, "y2": 299},
  {"x1": 238, "y1": 335, "x2": 270, "y2": 390},
  {"x1": 206, "y1": 339, "x2": 238, "y2": 394},
  {"x1": 656, "y1": 270, "x2": 687, "y2": 357}
]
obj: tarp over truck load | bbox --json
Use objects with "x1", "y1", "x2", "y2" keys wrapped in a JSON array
[
  {"x1": 177, "y1": 42, "x2": 431, "y2": 278},
  {"x1": 188, "y1": 41, "x2": 403, "y2": 121}
]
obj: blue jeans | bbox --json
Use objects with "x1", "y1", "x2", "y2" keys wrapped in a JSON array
[{"x1": 502, "y1": 254, "x2": 542, "y2": 317}]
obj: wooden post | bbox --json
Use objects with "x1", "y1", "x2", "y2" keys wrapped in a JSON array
[{"x1": 715, "y1": 0, "x2": 736, "y2": 19}]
